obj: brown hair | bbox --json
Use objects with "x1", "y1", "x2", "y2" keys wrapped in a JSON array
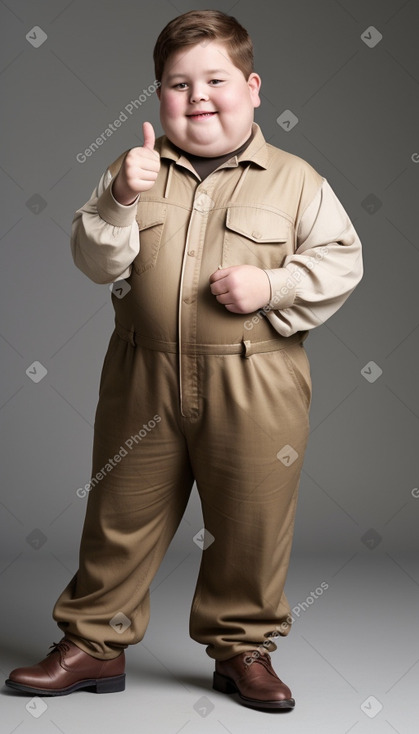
[{"x1": 153, "y1": 9, "x2": 254, "y2": 83}]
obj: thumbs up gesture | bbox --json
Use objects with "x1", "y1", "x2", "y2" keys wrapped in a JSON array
[{"x1": 112, "y1": 122, "x2": 161, "y2": 205}]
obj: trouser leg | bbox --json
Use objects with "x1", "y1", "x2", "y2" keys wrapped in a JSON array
[
  {"x1": 187, "y1": 341, "x2": 312, "y2": 660},
  {"x1": 53, "y1": 332, "x2": 194, "y2": 659}
]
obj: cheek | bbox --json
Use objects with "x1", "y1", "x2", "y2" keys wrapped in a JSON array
[
  {"x1": 160, "y1": 93, "x2": 184, "y2": 119},
  {"x1": 218, "y1": 88, "x2": 247, "y2": 113}
]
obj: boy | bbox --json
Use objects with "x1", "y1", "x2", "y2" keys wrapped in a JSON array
[{"x1": 6, "y1": 10, "x2": 363, "y2": 710}]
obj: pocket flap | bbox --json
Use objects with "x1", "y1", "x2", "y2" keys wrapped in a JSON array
[
  {"x1": 226, "y1": 206, "x2": 290, "y2": 243},
  {"x1": 136, "y1": 201, "x2": 166, "y2": 231}
]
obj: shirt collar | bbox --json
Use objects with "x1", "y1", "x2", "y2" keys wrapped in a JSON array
[{"x1": 156, "y1": 122, "x2": 269, "y2": 171}]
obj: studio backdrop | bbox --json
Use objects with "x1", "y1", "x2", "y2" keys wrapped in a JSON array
[{"x1": 1, "y1": 0, "x2": 418, "y2": 574}]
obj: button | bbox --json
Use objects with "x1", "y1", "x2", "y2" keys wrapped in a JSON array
[
  {"x1": 252, "y1": 230, "x2": 262, "y2": 240},
  {"x1": 194, "y1": 193, "x2": 215, "y2": 213},
  {"x1": 188, "y1": 250, "x2": 195, "y2": 256},
  {"x1": 183, "y1": 296, "x2": 195, "y2": 304}
]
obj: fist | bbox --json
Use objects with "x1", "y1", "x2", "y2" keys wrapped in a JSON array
[
  {"x1": 112, "y1": 121, "x2": 160, "y2": 205},
  {"x1": 209, "y1": 265, "x2": 272, "y2": 314}
]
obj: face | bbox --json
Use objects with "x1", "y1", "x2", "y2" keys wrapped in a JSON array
[{"x1": 157, "y1": 40, "x2": 261, "y2": 157}]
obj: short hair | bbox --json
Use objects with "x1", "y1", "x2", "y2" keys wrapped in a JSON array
[{"x1": 153, "y1": 9, "x2": 254, "y2": 83}]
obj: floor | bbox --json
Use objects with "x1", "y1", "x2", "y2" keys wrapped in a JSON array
[{"x1": 1, "y1": 552, "x2": 418, "y2": 734}]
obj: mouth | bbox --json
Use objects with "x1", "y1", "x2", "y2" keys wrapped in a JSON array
[{"x1": 187, "y1": 111, "x2": 218, "y2": 120}]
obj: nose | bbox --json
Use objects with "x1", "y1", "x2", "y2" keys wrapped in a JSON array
[{"x1": 189, "y1": 84, "x2": 209, "y2": 103}]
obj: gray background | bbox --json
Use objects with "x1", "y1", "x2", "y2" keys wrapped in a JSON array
[{"x1": 1, "y1": 1, "x2": 419, "y2": 733}]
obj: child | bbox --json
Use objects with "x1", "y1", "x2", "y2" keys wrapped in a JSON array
[{"x1": 7, "y1": 9, "x2": 363, "y2": 710}]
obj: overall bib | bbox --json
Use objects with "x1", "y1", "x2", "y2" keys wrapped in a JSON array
[{"x1": 53, "y1": 126, "x2": 316, "y2": 660}]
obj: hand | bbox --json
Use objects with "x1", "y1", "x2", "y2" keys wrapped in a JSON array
[
  {"x1": 112, "y1": 121, "x2": 161, "y2": 205},
  {"x1": 209, "y1": 265, "x2": 271, "y2": 314}
]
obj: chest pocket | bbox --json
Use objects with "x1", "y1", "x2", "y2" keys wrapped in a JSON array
[
  {"x1": 133, "y1": 201, "x2": 167, "y2": 275},
  {"x1": 222, "y1": 206, "x2": 293, "y2": 270}
]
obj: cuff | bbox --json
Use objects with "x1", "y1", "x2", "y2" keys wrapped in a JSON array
[
  {"x1": 263, "y1": 268, "x2": 298, "y2": 310},
  {"x1": 96, "y1": 180, "x2": 140, "y2": 227}
]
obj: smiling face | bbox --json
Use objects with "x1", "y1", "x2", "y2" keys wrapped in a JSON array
[{"x1": 157, "y1": 40, "x2": 261, "y2": 157}]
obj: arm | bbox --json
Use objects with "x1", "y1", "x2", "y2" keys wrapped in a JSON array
[
  {"x1": 71, "y1": 121, "x2": 160, "y2": 284},
  {"x1": 70, "y1": 170, "x2": 140, "y2": 284},
  {"x1": 263, "y1": 178, "x2": 363, "y2": 336}
]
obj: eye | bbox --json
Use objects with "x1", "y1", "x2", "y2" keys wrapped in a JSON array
[
  {"x1": 209, "y1": 79, "x2": 223, "y2": 85},
  {"x1": 173, "y1": 82, "x2": 188, "y2": 89}
]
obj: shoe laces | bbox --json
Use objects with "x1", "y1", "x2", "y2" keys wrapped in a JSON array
[
  {"x1": 47, "y1": 639, "x2": 71, "y2": 657},
  {"x1": 243, "y1": 650, "x2": 272, "y2": 670}
]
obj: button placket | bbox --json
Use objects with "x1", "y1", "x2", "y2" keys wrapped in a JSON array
[{"x1": 178, "y1": 186, "x2": 215, "y2": 420}]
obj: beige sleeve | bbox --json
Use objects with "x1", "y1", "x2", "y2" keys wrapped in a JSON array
[
  {"x1": 263, "y1": 178, "x2": 363, "y2": 337},
  {"x1": 70, "y1": 168, "x2": 140, "y2": 284}
]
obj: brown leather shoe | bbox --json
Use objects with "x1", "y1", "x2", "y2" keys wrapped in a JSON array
[
  {"x1": 213, "y1": 649, "x2": 295, "y2": 710},
  {"x1": 5, "y1": 638, "x2": 125, "y2": 696}
]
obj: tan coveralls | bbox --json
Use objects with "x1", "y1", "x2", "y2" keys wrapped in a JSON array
[{"x1": 53, "y1": 123, "x2": 363, "y2": 660}]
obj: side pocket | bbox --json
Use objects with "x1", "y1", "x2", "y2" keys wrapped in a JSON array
[
  {"x1": 98, "y1": 329, "x2": 119, "y2": 397},
  {"x1": 280, "y1": 345, "x2": 312, "y2": 412}
]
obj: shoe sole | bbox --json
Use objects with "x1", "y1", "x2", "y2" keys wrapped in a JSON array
[
  {"x1": 213, "y1": 671, "x2": 295, "y2": 710},
  {"x1": 5, "y1": 673, "x2": 125, "y2": 696}
]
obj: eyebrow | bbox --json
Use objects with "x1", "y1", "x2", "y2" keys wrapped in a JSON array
[{"x1": 166, "y1": 69, "x2": 230, "y2": 81}]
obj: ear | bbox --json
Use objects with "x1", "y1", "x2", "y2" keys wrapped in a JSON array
[{"x1": 247, "y1": 72, "x2": 262, "y2": 109}]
